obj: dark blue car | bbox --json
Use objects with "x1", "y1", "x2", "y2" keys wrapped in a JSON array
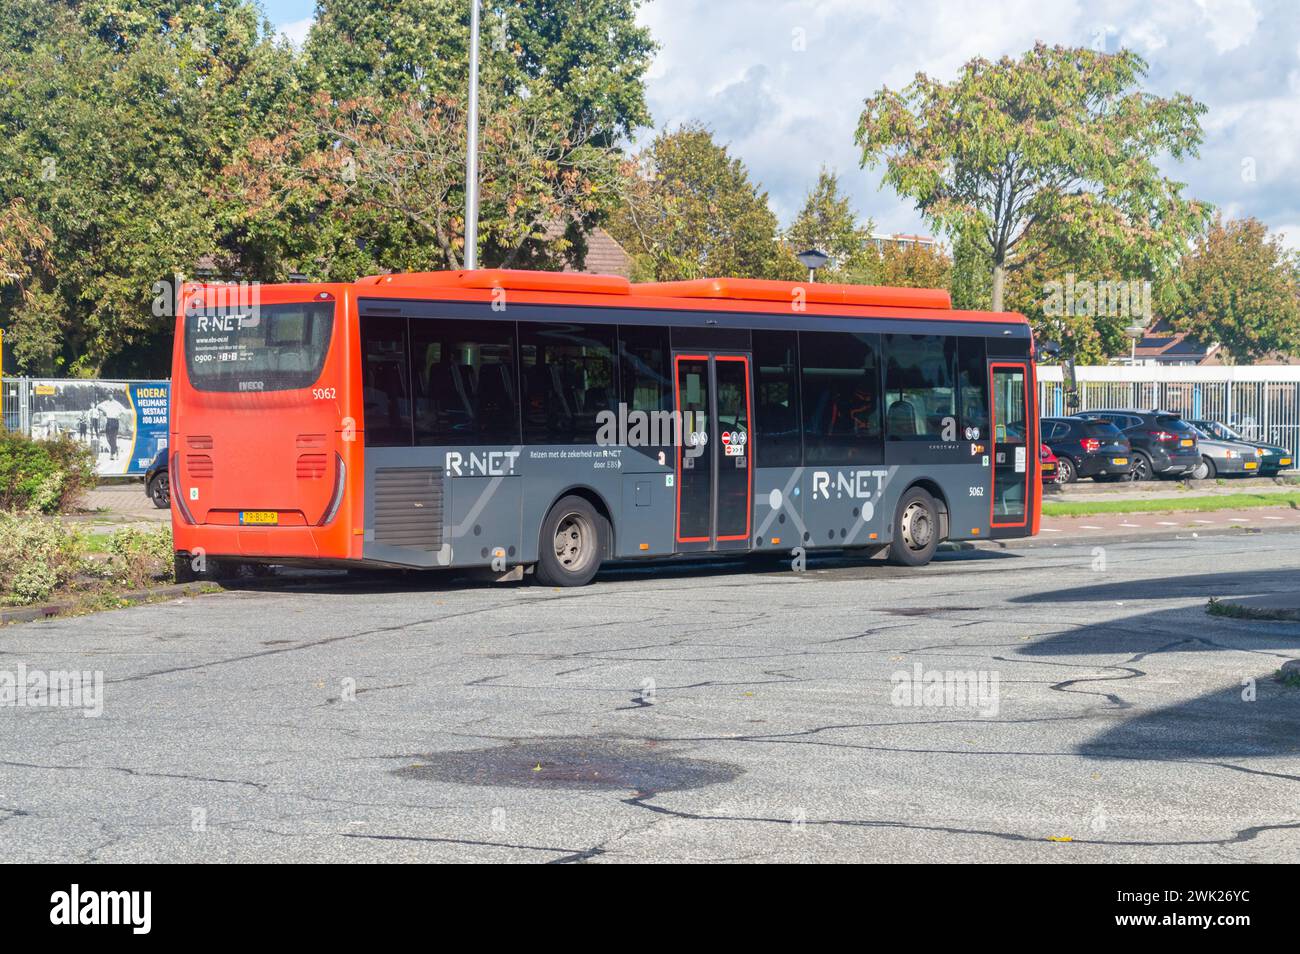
[{"x1": 144, "y1": 448, "x2": 169, "y2": 509}]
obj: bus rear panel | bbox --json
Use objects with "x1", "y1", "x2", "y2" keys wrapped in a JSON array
[{"x1": 171, "y1": 283, "x2": 362, "y2": 569}]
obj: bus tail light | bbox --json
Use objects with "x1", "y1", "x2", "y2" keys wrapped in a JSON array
[
  {"x1": 172, "y1": 452, "x2": 196, "y2": 525},
  {"x1": 317, "y1": 453, "x2": 346, "y2": 527}
]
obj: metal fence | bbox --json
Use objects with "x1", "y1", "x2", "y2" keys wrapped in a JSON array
[
  {"x1": 1, "y1": 376, "x2": 28, "y2": 434},
  {"x1": 1037, "y1": 366, "x2": 1300, "y2": 458}
]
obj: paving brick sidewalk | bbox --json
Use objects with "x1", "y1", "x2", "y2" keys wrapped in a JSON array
[
  {"x1": 1040, "y1": 505, "x2": 1300, "y2": 538},
  {"x1": 77, "y1": 483, "x2": 168, "y2": 525}
]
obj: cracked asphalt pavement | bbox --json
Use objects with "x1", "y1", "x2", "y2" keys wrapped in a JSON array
[{"x1": 3, "y1": 532, "x2": 1300, "y2": 863}]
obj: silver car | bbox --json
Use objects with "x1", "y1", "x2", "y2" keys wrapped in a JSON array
[{"x1": 1187, "y1": 424, "x2": 1262, "y2": 479}]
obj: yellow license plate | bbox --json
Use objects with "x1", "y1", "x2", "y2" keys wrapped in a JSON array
[
  {"x1": 1245, "y1": 461, "x2": 1258, "y2": 470},
  {"x1": 240, "y1": 511, "x2": 278, "y2": 525},
  {"x1": 1180, "y1": 438, "x2": 1194, "y2": 447},
  {"x1": 1112, "y1": 457, "x2": 1128, "y2": 465},
  {"x1": 1282, "y1": 458, "x2": 1293, "y2": 466}
]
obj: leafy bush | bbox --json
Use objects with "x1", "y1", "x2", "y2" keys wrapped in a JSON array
[
  {"x1": 0, "y1": 432, "x2": 97, "y2": 513},
  {"x1": 0, "y1": 513, "x2": 94, "y2": 605},
  {"x1": 0, "y1": 516, "x2": 174, "y2": 607},
  {"x1": 105, "y1": 524, "x2": 174, "y2": 588}
]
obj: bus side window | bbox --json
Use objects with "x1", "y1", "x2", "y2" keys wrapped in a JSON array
[
  {"x1": 884, "y1": 334, "x2": 957, "y2": 442},
  {"x1": 800, "y1": 331, "x2": 882, "y2": 466},
  {"x1": 360, "y1": 315, "x2": 413, "y2": 447},
  {"x1": 753, "y1": 329, "x2": 801, "y2": 467},
  {"x1": 618, "y1": 325, "x2": 672, "y2": 445},
  {"x1": 520, "y1": 322, "x2": 616, "y2": 445},
  {"x1": 958, "y1": 337, "x2": 990, "y2": 439},
  {"x1": 411, "y1": 319, "x2": 519, "y2": 446}
]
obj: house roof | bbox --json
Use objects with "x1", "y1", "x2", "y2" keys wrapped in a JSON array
[{"x1": 563, "y1": 227, "x2": 632, "y2": 279}]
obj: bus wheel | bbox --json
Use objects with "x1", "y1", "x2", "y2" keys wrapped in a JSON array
[
  {"x1": 887, "y1": 487, "x2": 939, "y2": 567},
  {"x1": 174, "y1": 552, "x2": 197, "y2": 583},
  {"x1": 536, "y1": 495, "x2": 606, "y2": 587}
]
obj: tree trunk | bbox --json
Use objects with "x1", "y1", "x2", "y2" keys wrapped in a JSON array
[{"x1": 990, "y1": 262, "x2": 1006, "y2": 312}]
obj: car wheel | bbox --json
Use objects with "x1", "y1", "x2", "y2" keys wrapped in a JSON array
[
  {"x1": 535, "y1": 495, "x2": 607, "y2": 587},
  {"x1": 1131, "y1": 452, "x2": 1153, "y2": 482},
  {"x1": 1191, "y1": 457, "x2": 1215, "y2": 480},
  {"x1": 887, "y1": 487, "x2": 939, "y2": 567},
  {"x1": 1056, "y1": 457, "x2": 1076, "y2": 484},
  {"x1": 148, "y1": 473, "x2": 170, "y2": 509}
]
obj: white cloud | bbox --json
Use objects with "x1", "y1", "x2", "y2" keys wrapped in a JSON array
[
  {"x1": 1273, "y1": 224, "x2": 1300, "y2": 251},
  {"x1": 278, "y1": 16, "x2": 314, "y2": 48},
  {"x1": 632, "y1": 0, "x2": 1300, "y2": 243},
  {"x1": 1194, "y1": 0, "x2": 1260, "y2": 54}
]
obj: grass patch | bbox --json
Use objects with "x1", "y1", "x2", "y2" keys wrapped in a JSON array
[
  {"x1": 1207, "y1": 597, "x2": 1300, "y2": 622},
  {"x1": 1043, "y1": 491, "x2": 1300, "y2": 518}
]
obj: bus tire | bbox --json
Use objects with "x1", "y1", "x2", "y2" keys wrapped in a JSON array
[
  {"x1": 174, "y1": 552, "x2": 197, "y2": 583},
  {"x1": 887, "y1": 487, "x2": 939, "y2": 567},
  {"x1": 535, "y1": 495, "x2": 606, "y2": 587}
]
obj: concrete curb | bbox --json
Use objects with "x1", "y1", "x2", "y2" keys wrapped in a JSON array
[
  {"x1": 1209, "y1": 594, "x2": 1300, "y2": 623},
  {"x1": 964, "y1": 522, "x2": 1300, "y2": 551},
  {"x1": 0, "y1": 580, "x2": 223, "y2": 625}
]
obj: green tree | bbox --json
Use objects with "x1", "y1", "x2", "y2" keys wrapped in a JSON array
[
  {"x1": 1166, "y1": 216, "x2": 1300, "y2": 363},
  {"x1": 224, "y1": 88, "x2": 623, "y2": 273},
  {"x1": 785, "y1": 168, "x2": 877, "y2": 282},
  {"x1": 246, "y1": 0, "x2": 655, "y2": 274},
  {"x1": 0, "y1": 0, "x2": 296, "y2": 374},
  {"x1": 877, "y1": 240, "x2": 951, "y2": 290},
  {"x1": 608, "y1": 124, "x2": 797, "y2": 282},
  {"x1": 948, "y1": 227, "x2": 992, "y2": 311},
  {"x1": 855, "y1": 43, "x2": 1210, "y2": 311},
  {"x1": 303, "y1": 0, "x2": 654, "y2": 143}
]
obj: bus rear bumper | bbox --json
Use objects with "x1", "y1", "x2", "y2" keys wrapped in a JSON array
[{"x1": 172, "y1": 523, "x2": 350, "y2": 561}]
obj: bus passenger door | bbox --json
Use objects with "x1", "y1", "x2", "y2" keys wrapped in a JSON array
[
  {"x1": 989, "y1": 362, "x2": 1030, "y2": 530},
  {"x1": 673, "y1": 353, "x2": 753, "y2": 552}
]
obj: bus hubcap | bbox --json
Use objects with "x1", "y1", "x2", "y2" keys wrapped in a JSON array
[
  {"x1": 900, "y1": 502, "x2": 933, "y2": 551},
  {"x1": 554, "y1": 513, "x2": 592, "y2": 570}
]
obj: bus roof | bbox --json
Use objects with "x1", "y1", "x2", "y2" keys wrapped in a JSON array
[
  {"x1": 356, "y1": 268, "x2": 955, "y2": 310},
  {"x1": 199, "y1": 268, "x2": 1027, "y2": 326}
]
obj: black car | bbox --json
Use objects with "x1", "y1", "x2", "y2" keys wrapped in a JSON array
[
  {"x1": 1086, "y1": 409, "x2": 1200, "y2": 480},
  {"x1": 144, "y1": 448, "x2": 169, "y2": 509},
  {"x1": 1040, "y1": 416, "x2": 1134, "y2": 483}
]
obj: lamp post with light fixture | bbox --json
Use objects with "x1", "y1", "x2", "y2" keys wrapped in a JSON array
[{"x1": 797, "y1": 248, "x2": 829, "y2": 282}]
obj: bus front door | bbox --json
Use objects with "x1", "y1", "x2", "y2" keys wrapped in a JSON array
[
  {"x1": 989, "y1": 361, "x2": 1030, "y2": 530},
  {"x1": 673, "y1": 353, "x2": 753, "y2": 552}
]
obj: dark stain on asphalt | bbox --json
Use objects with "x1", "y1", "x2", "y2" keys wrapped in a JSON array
[
  {"x1": 877, "y1": 606, "x2": 980, "y2": 617},
  {"x1": 392, "y1": 738, "x2": 742, "y2": 794}
]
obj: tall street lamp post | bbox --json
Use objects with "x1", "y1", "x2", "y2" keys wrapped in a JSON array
[{"x1": 464, "y1": 0, "x2": 481, "y2": 270}]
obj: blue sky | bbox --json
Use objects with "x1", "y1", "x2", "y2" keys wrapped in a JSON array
[{"x1": 261, "y1": 1, "x2": 1300, "y2": 249}]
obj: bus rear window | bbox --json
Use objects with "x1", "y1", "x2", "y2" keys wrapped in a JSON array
[
  {"x1": 1083, "y1": 421, "x2": 1123, "y2": 438},
  {"x1": 185, "y1": 301, "x2": 334, "y2": 392}
]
